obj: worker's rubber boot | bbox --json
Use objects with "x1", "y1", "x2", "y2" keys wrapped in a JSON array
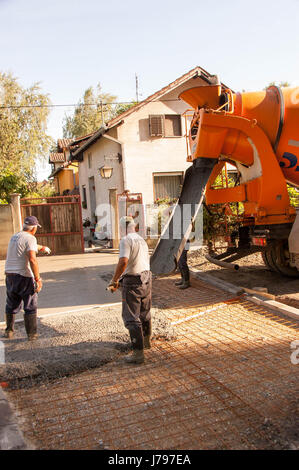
[
  {"x1": 179, "y1": 272, "x2": 190, "y2": 290},
  {"x1": 124, "y1": 326, "x2": 144, "y2": 364},
  {"x1": 175, "y1": 278, "x2": 183, "y2": 286},
  {"x1": 24, "y1": 313, "x2": 38, "y2": 341},
  {"x1": 179, "y1": 280, "x2": 190, "y2": 289},
  {"x1": 142, "y1": 319, "x2": 152, "y2": 349},
  {"x1": 124, "y1": 349, "x2": 144, "y2": 364},
  {"x1": 3, "y1": 313, "x2": 15, "y2": 339}
]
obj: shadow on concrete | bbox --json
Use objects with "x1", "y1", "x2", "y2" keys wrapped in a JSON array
[
  {"x1": 1, "y1": 340, "x2": 127, "y2": 388},
  {"x1": 0, "y1": 313, "x2": 129, "y2": 388},
  {"x1": 190, "y1": 261, "x2": 299, "y2": 298},
  {"x1": 0, "y1": 300, "x2": 176, "y2": 389},
  {"x1": 0, "y1": 264, "x2": 120, "y2": 322}
]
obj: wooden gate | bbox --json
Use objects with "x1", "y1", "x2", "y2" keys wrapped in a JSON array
[
  {"x1": 21, "y1": 195, "x2": 84, "y2": 255},
  {"x1": 117, "y1": 192, "x2": 146, "y2": 238}
]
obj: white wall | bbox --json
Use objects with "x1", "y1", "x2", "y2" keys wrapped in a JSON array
[
  {"x1": 117, "y1": 99, "x2": 191, "y2": 206},
  {"x1": 79, "y1": 132, "x2": 124, "y2": 224}
]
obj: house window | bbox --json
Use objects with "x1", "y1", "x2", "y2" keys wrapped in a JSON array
[
  {"x1": 164, "y1": 115, "x2": 182, "y2": 137},
  {"x1": 149, "y1": 115, "x2": 164, "y2": 136},
  {"x1": 82, "y1": 185, "x2": 87, "y2": 209},
  {"x1": 153, "y1": 172, "x2": 183, "y2": 201},
  {"x1": 149, "y1": 115, "x2": 182, "y2": 137},
  {"x1": 88, "y1": 153, "x2": 92, "y2": 169}
]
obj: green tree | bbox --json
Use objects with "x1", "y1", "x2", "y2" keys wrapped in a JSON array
[
  {"x1": 63, "y1": 84, "x2": 117, "y2": 138},
  {"x1": 114, "y1": 101, "x2": 137, "y2": 117},
  {"x1": 287, "y1": 184, "x2": 299, "y2": 207},
  {"x1": 0, "y1": 169, "x2": 28, "y2": 203},
  {"x1": 203, "y1": 171, "x2": 242, "y2": 244},
  {"x1": 0, "y1": 72, "x2": 53, "y2": 189}
]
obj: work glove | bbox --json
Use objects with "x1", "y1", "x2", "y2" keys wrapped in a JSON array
[{"x1": 41, "y1": 246, "x2": 51, "y2": 255}]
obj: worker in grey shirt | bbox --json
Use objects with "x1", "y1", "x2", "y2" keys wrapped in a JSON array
[
  {"x1": 4, "y1": 215, "x2": 50, "y2": 340},
  {"x1": 108, "y1": 216, "x2": 152, "y2": 364}
]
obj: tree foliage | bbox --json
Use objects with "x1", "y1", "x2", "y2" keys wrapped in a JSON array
[
  {"x1": 114, "y1": 101, "x2": 137, "y2": 117},
  {"x1": 0, "y1": 169, "x2": 28, "y2": 203},
  {"x1": 26, "y1": 180, "x2": 56, "y2": 198},
  {"x1": 288, "y1": 184, "x2": 299, "y2": 207},
  {"x1": 0, "y1": 72, "x2": 53, "y2": 188},
  {"x1": 203, "y1": 171, "x2": 241, "y2": 243},
  {"x1": 62, "y1": 84, "x2": 117, "y2": 139}
]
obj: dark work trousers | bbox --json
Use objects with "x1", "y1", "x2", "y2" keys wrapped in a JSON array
[
  {"x1": 5, "y1": 274, "x2": 37, "y2": 315},
  {"x1": 178, "y1": 250, "x2": 190, "y2": 282},
  {"x1": 121, "y1": 271, "x2": 152, "y2": 348}
]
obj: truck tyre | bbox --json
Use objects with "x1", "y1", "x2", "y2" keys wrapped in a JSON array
[
  {"x1": 271, "y1": 241, "x2": 299, "y2": 278},
  {"x1": 262, "y1": 245, "x2": 281, "y2": 274}
]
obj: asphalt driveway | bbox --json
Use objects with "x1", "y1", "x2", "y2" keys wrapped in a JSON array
[{"x1": 0, "y1": 252, "x2": 121, "y2": 322}]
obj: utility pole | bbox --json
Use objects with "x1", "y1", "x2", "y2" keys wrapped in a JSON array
[
  {"x1": 100, "y1": 100, "x2": 104, "y2": 125},
  {"x1": 135, "y1": 73, "x2": 139, "y2": 103}
]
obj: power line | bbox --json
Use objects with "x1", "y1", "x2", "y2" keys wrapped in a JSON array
[
  {"x1": 0, "y1": 101, "x2": 135, "y2": 109},
  {"x1": 0, "y1": 98, "x2": 180, "y2": 110}
]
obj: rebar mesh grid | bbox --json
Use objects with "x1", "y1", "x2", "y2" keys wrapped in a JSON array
[{"x1": 7, "y1": 275, "x2": 299, "y2": 450}]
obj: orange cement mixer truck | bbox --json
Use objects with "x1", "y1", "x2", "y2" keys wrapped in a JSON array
[{"x1": 150, "y1": 76, "x2": 299, "y2": 277}]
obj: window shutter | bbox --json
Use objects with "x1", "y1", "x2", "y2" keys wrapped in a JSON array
[{"x1": 149, "y1": 115, "x2": 164, "y2": 136}]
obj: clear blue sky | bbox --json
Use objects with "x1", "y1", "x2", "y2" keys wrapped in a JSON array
[{"x1": 1, "y1": 0, "x2": 299, "y2": 179}]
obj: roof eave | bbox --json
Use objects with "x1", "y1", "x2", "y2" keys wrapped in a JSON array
[
  {"x1": 70, "y1": 125, "x2": 107, "y2": 161},
  {"x1": 49, "y1": 168, "x2": 61, "y2": 178},
  {"x1": 71, "y1": 66, "x2": 233, "y2": 160},
  {"x1": 105, "y1": 67, "x2": 221, "y2": 128},
  {"x1": 70, "y1": 122, "x2": 123, "y2": 161}
]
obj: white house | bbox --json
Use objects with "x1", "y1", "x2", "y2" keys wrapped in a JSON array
[{"x1": 70, "y1": 66, "x2": 221, "y2": 240}]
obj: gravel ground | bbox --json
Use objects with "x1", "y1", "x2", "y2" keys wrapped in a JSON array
[
  {"x1": 0, "y1": 306, "x2": 176, "y2": 388},
  {"x1": 188, "y1": 248, "x2": 299, "y2": 309}
]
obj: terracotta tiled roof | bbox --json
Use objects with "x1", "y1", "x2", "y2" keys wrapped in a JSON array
[
  {"x1": 49, "y1": 153, "x2": 65, "y2": 163},
  {"x1": 73, "y1": 132, "x2": 95, "y2": 143},
  {"x1": 57, "y1": 139, "x2": 74, "y2": 149},
  {"x1": 52, "y1": 133, "x2": 96, "y2": 163},
  {"x1": 106, "y1": 65, "x2": 221, "y2": 128},
  {"x1": 57, "y1": 133, "x2": 96, "y2": 150}
]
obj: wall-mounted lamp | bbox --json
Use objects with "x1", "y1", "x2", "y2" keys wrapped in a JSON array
[{"x1": 99, "y1": 165, "x2": 113, "y2": 179}]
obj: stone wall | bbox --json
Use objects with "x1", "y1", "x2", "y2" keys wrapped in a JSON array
[
  {"x1": 0, "y1": 205, "x2": 14, "y2": 259},
  {"x1": 0, "y1": 194, "x2": 22, "y2": 260}
]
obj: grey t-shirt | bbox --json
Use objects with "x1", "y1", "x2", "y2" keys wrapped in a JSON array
[
  {"x1": 119, "y1": 232, "x2": 150, "y2": 275},
  {"x1": 5, "y1": 231, "x2": 38, "y2": 278}
]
